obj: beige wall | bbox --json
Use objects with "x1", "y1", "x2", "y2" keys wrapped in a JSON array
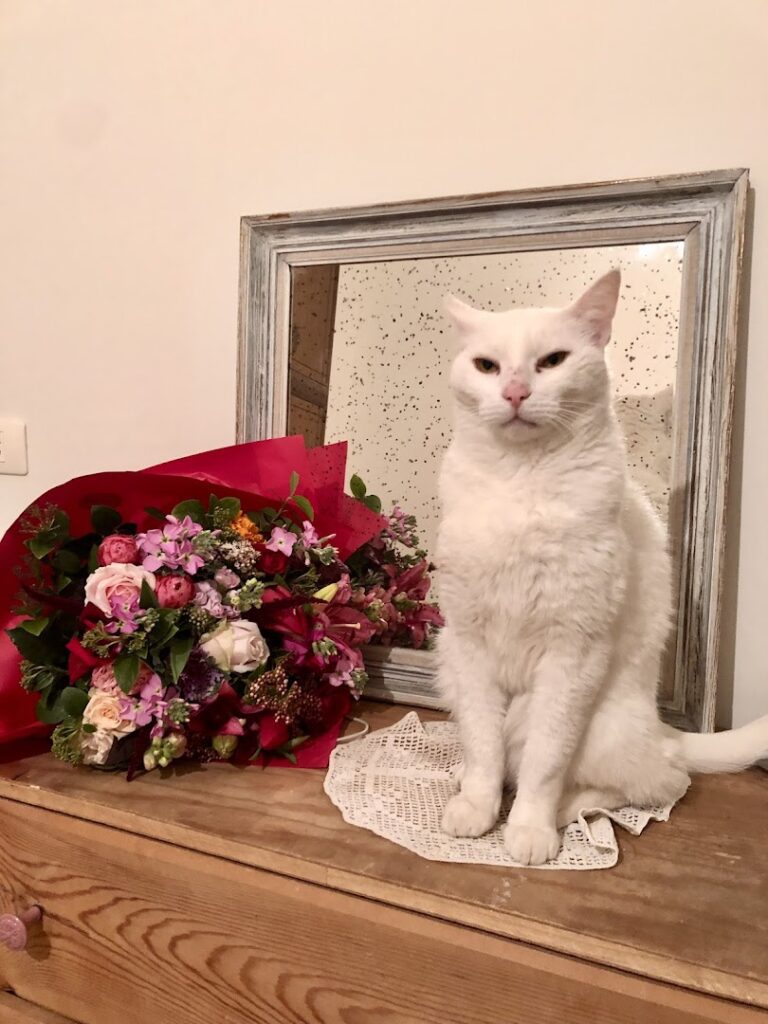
[{"x1": 1, "y1": 0, "x2": 766, "y2": 725}]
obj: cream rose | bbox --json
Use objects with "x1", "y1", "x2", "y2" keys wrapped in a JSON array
[
  {"x1": 84, "y1": 563, "x2": 156, "y2": 617},
  {"x1": 81, "y1": 729, "x2": 115, "y2": 766},
  {"x1": 199, "y1": 619, "x2": 269, "y2": 673},
  {"x1": 83, "y1": 689, "x2": 136, "y2": 735}
]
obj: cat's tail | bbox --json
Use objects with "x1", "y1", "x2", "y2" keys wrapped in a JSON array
[{"x1": 677, "y1": 715, "x2": 768, "y2": 773}]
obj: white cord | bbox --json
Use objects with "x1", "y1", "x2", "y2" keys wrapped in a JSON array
[{"x1": 336, "y1": 716, "x2": 370, "y2": 744}]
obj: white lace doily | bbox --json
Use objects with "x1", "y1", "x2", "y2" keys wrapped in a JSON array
[{"x1": 324, "y1": 712, "x2": 675, "y2": 870}]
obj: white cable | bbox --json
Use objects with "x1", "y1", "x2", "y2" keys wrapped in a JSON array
[{"x1": 336, "y1": 716, "x2": 370, "y2": 744}]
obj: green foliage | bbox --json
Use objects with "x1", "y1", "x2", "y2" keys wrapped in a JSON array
[
  {"x1": 170, "y1": 634, "x2": 194, "y2": 683},
  {"x1": 8, "y1": 624, "x2": 60, "y2": 665},
  {"x1": 51, "y1": 720, "x2": 85, "y2": 765},
  {"x1": 291, "y1": 494, "x2": 314, "y2": 521},
  {"x1": 171, "y1": 499, "x2": 206, "y2": 524},
  {"x1": 140, "y1": 578, "x2": 158, "y2": 609},
  {"x1": 91, "y1": 505, "x2": 122, "y2": 536},
  {"x1": 36, "y1": 685, "x2": 88, "y2": 725},
  {"x1": 113, "y1": 653, "x2": 140, "y2": 693}
]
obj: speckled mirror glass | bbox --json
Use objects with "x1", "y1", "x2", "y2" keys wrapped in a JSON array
[
  {"x1": 239, "y1": 172, "x2": 747, "y2": 729},
  {"x1": 289, "y1": 244, "x2": 683, "y2": 576}
]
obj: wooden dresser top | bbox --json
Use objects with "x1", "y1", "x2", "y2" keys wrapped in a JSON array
[{"x1": 1, "y1": 703, "x2": 766, "y2": 1010}]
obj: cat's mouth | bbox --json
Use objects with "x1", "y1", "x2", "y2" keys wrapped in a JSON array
[{"x1": 504, "y1": 414, "x2": 537, "y2": 428}]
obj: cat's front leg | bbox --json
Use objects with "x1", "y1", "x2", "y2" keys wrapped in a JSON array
[
  {"x1": 503, "y1": 642, "x2": 608, "y2": 865},
  {"x1": 439, "y1": 632, "x2": 505, "y2": 838}
]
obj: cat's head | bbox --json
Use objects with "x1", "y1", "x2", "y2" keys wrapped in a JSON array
[{"x1": 445, "y1": 269, "x2": 620, "y2": 444}]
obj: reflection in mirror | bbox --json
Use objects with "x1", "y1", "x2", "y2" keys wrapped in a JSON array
[{"x1": 288, "y1": 244, "x2": 684, "y2": 615}]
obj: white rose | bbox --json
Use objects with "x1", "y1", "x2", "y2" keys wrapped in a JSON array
[
  {"x1": 81, "y1": 729, "x2": 115, "y2": 766},
  {"x1": 83, "y1": 689, "x2": 136, "y2": 735},
  {"x1": 84, "y1": 563, "x2": 156, "y2": 617},
  {"x1": 199, "y1": 619, "x2": 269, "y2": 673}
]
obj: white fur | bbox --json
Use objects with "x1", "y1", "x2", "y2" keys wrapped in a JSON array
[{"x1": 437, "y1": 271, "x2": 768, "y2": 865}]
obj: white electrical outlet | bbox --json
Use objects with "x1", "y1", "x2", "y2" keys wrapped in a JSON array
[{"x1": 0, "y1": 418, "x2": 28, "y2": 475}]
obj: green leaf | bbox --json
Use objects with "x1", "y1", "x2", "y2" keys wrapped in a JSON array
[
  {"x1": 53, "y1": 549, "x2": 81, "y2": 575},
  {"x1": 149, "y1": 611, "x2": 180, "y2": 649},
  {"x1": 171, "y1": 499, "x2": 206, "y2": 524},
  {"x1": 51, "y1": 509, "x2": 70, "y2": 536},
  {"x1": 144, "y1": 506, "x2": 167, "y2": 521},
  {"x1": 289, "y1": 471, "x2": 300, "y2": 496},
  {"x1": 7, "y1": 626, "x2": 58, "y2": 664},
  {"x1": 350, "y1": 474, "x2": 367, "y2": 499},
  {"x1": 169, "y1": 635, "x2": 194, "y2": 684},
  {"x1": 82, "y1": 723, "x2": 97, "y2": 734},
  {"x1": 26, "y1": 534, "x2": 57, "y2": 560},
  {"x1": 55, "y1": 575, "x2": 72, "y2": 594},
  {"x1": 91, "y1": 505, "x2": 122, "y2": 536},
  {"x1": 363, "y1": 494, "x2": 382, "y2": 514},
  {"x1": 88, "y1": 544, "x2": 100, "y2": 572},
  {"x1": 217, "y1": 497, "x2": 241, "y2": 520},
  {"x1": 36, "y1": 690, "x2": 68, "y2": 725},
  {"x1": 59, "y1": 687, "x2": 89, "y2": 718},
  {"x1": 19, "y1": 616, "x2": 50, "y2": 636},
  {"x1": 113, "y1": 654, "x2": 140, "y2": 693},
  {"x1": 140, "y1": 579, "x2": 158, "y2": 610},
  {"x1": 281, "y1": 750, "x2": 297, "y2": 764},
  {"x1": 292, "y1": 495, "x2": 314, "y2": 522}
]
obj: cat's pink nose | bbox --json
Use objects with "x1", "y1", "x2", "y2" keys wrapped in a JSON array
[{"x1": 502, "y1": 380, "x2": 531, "y2": 409}]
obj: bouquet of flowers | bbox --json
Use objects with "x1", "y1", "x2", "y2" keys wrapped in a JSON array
[{"x1": 0, "y1": 438, "x2": 441, "y2": 776}]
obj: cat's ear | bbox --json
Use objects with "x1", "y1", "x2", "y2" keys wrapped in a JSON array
[
  {"x1": 569, "y1": 269, "x2": 621, "y2": 347},
  {"x1": 443, "y1": 294, "x2": 482, "y2": 337}
]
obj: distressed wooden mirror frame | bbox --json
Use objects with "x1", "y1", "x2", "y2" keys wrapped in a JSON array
[{"x1": 238, "y1": 169, "x2": 748, "y2": 731}]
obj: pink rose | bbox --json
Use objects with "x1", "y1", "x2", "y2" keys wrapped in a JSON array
[
  {"x1": 155, "y1": 574, "x2": 195, "y2": 609},
  {"x1": 90, "y1": 662, "x2": 121, "y2": 695},
  {"x1": 91, "y1": 660, "x2": 153, "y2": 695},
  {"x1": 84, "y1": 563, "x2": 156, "y2": 618},
  {"x1": 98, "y1": 534, "x2": 139, "y2": 566}
]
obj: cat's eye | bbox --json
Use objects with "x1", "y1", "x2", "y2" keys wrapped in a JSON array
[
  {"x1": 473, "y1": 357, "x2": 500, "y2": 374},
  {"x1": 536, "y1": 350, "x2": 570, "y2": 371}
]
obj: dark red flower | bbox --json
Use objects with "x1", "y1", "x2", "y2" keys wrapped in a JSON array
[
  {"x1": 66, "y1": 637, "x2": 103, "y2": 683},
  {"x1": 257, "y1": 713, "x2": 290, "y2": 751},
  {"x1": 188, "y1": 681, "x2": 246, "y2": 737},
  {"x1": 256, "y1": 545, "x2": 289, "y2": 575}
]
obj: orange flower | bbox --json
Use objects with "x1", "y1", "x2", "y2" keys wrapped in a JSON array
[{"x1": 232, "y1": 512, "x2": 263, "y2": 546}]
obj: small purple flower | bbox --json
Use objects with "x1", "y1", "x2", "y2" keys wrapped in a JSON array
[
  {"x1": 300, "y1": 520, "x2": 319, "y2": 547},
  {"x1": 106, "y1": 591, "x2": 142, "y2": 634},
  {"x1": 177, "y1": 648, "x2": 223, "y2": 703},
  {"x1": 266, "y1": 526, "x2": 297, "y2": 556},
  {"x1": 214, "y1": 567, "x2": 240, "y2": 590},
  {"x1": 121, "y1": 673, "x2": 168, "y2": 730},
  {"x1": 137, "y1": 515, "x2": 206, "y2": 574},
  {"x1": 194, "y1": 581, "x2": 237, "y2": 619}
]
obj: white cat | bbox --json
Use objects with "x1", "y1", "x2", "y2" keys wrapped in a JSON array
[{"x1": 436, "y1": 270, "x2": 768, "y2": 866}]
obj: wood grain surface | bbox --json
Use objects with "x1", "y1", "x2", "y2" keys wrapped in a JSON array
[
  {"x1": 0, "y1": 703, "x2": 766, "y2": 1010},
  {"x1": 0, "y1": 992, "x2": 76, "y2": 1023},
  {"x1": 1, "y1": 800, "x2": 765, "y2": 1024}
]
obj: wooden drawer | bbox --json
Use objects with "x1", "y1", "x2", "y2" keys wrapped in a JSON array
[
  {"x1": 0, "y1": 799, "x2": 764, "y2": 1024},
  {"x1": 0, "y1": 991, "x2": 75, "y2": 1023}
]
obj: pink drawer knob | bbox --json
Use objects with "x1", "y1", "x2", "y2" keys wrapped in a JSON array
[{"x1": 0, "y1": 907, "x2": 42, "y2": 951}]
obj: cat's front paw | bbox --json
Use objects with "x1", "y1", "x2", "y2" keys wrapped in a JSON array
[
  {"x1": 503, "y1": 822, "x2": 561, "y2": 866},
  {"x1": 441, "y1": 793, "x2": 498, "y2": 838}
]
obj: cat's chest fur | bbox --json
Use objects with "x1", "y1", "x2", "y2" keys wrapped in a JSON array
[{"x1": 436, "y1": 444, "x2": 626, "y2": 667}]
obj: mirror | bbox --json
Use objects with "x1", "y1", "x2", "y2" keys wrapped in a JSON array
[{"x1": 238, "y1": 171, "x2": 748, "y2": 730}]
